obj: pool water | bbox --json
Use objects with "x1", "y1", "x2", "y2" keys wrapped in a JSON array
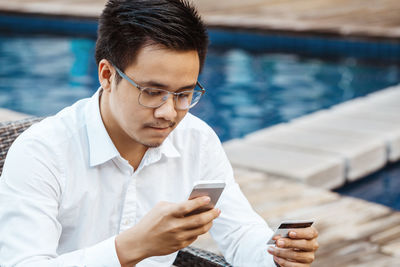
[
  {"x1": 1, "y1": 34, "x2": 400, "y2": 210},
  {"x1": 1, "y1": 35, "x2": 400, "y2": 141},
  {"x1": 335, "y1": 163, "x2": 400, "y2": 210}
]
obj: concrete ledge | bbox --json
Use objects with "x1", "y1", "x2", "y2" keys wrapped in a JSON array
[
  {"x1": 245, "y1": 124, "x2": 387, "y2": 182},
  {"x1": 293, "y1": 87, "x2": 400, "y2": 163},
  {"x1": 223, "y1": 139, "x2": 345, "y2": 189},
  {"x1": 0, "y1": 108, "x2": 31, "y2": 122},
  {"x1": 332, "y1": 97, "x2": 400, "y2": 162},
  {"x1": 223, "y1": 84, "x2": 400, "y2": 188}
]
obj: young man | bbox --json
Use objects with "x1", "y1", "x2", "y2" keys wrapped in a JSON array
[{"x1": 0, "y1": 0, "x2": 318, "y2": 266}]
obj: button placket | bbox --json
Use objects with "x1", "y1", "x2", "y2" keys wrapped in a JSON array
[
  {"x1": 118, "y1": 150, "x2": 162, "y2": 233},
  {"x1": 119, "y1": 169, "x2": 137, "y2": 233}
]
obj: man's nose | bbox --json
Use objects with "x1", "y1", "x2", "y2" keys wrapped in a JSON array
[{"x1": 153, "y1": 94, "x2": 177, "y2": 121}]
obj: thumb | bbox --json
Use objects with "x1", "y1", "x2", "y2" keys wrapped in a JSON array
[{"x1": 172, "y1": 196, "x2": 211, "y2": 217}]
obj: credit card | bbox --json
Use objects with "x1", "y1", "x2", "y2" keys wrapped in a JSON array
[{"x1": 267, "y1": 220, "x2": 314, "y2": 245}]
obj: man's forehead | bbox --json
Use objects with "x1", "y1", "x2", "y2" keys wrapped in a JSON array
[
  {"x1": 119, "y1": 46, "x2": 200, "y2": 91},
  {"x1": 132, "y1": 43, "x2": 199, "y2": 66}
]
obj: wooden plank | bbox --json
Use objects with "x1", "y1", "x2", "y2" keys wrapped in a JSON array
[
  {"x1": 192, "y1": 167, "x2": 400, "y2": 266},
  {"x1": 0, "y1": 0, "x2": 400, "y2": 38}
]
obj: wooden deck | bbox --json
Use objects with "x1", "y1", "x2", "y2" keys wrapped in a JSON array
[
  {"x1": 196, "y1": 0, "x2": 400, "y2": 39},
  {"x1": 192, "y1": 167, "x2": 400, "y2": 266},
  {"x1": 0, "y1": 0, "x2": 399, "y2": 39}
]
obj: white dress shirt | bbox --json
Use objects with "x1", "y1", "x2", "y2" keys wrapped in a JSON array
[{"x1": 0, "y1": 89, "x2": 274, "y2": 267}]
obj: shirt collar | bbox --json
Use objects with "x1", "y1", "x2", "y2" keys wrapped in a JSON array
[
  {"x1": 137, "y1": 126, "x2": 181, "y2": 169},
  {"x1": 85, "y1": 88, "x2": 181, "y2": 168},
  {"x1": 152, "y1": 136, "x2": 181, "y2": 160},
  {"x1": 85, "y1": 88, "x2": 120, "y2": 167}
]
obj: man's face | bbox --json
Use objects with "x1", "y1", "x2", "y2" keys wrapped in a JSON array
[{"x1": 102, "y1": 45, "x2": 200, "y2": 148}]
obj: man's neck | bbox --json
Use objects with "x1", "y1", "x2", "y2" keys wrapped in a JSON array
[
  {"x1": 119, "y1": 142, "x2": 148, "y2": 171},
  {"x1": 99, "y1": 91, "x2": 148, "y2": 170}
]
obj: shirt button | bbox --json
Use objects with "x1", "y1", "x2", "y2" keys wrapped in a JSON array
[{"x1": 123, "y1": 219, "x2": 131, "y2": 225}]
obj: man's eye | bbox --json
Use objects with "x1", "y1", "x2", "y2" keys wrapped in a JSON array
[
  {"x1": 144, "y1": 89, "x2": 162, "y2": 96},
  {"x1": 178, "y1": 93, "x2": 190, "y2": 98}
]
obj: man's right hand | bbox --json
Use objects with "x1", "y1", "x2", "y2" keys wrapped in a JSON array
[{"x1": 115, "y1": 196, "x2": 220, "y2": 267}]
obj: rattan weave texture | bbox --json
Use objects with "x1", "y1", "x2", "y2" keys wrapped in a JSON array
[
  {"x1": 174, "y1": 247, "x2": 232, "y2": 267},
  {"x1": 0, "y1": 117, "x2": 42, "y2": 175}
]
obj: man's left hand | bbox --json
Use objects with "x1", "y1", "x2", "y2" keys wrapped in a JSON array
[{"x1": 267, "y1": 226, "x2": 319, "y2": 266}]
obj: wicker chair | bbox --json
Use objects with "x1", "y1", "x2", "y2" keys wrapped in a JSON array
[{"x1": 0, "y1": 117, "x2": 231, "y2": 267}]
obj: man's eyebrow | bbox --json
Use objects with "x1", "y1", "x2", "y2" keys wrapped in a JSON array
[{"x1": 139, "y1": 80, "x2": 197, "y2": 90}]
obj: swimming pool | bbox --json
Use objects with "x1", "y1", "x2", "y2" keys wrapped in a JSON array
[
  {"x1": 0, "y1": 30, "x2": 399, "y2": 210},
  {"x1": 1, "y1": 34, "x2": 399, "y2": 141},
  {"x1": 336, "y1": 163, "x2": 400, "y2": 210}
]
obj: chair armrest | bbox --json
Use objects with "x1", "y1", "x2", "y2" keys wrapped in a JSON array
[
  {"x1": 0, "y1": 117, "x2": 43, "y2": 174},
  {"x1": 174, "y1": 246, "x2": 232, "y2": 267}
]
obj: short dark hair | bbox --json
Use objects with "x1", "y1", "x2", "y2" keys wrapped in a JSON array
[{"x1": 95, "y1": 0, "x2": 208, "y2": 80}]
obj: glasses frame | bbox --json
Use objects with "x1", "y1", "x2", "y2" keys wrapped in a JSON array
[{"x1": 112, "y1": 64, "x2": 205, "y2": 110}]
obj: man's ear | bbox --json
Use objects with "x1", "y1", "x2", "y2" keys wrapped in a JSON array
[{"x1": 98, "y1": 59, "x2": 114, "y2": 92}]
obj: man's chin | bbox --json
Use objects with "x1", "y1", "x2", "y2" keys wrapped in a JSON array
[
  {"x1": 140, "y1": 138, "x2": 165, "y2": 148},
  {"x1": 144, "y1": 142, "x2": 162, "y2": 148},
  {"x1": 136, "y1": 129, "x2": 172, "y2": 148}
]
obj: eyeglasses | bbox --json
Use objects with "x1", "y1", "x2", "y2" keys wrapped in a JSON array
[{"x1": 113, "y1": 65, "x2": 205, "y2": 110}]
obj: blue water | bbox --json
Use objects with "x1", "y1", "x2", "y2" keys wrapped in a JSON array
[
  {"x1": 1, "y1": 34, "x2": 400, "y2": 210},
  {"x1": 336, "y1": 163, "x2": 400, "y2": 210},
  {"x1": 2, "y1": 35, "x2": 400, "y2": 141}
]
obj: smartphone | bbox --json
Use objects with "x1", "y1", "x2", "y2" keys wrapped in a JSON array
[
  {"x1": 186, "y1": 180, "x2": 226, "y2": 216},
  {"x1": 267, "y1": 220, "x2": 314, "y2": 245}
]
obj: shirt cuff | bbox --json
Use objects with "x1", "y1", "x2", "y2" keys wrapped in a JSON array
[{"x1": 85, "y1": 235, "x2": 121, "y2": 267}]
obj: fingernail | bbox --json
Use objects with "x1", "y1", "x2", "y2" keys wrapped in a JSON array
[
  {"x1": 290, "y1": 231, "x2": 296, "y2": 238},
  {"x1": 268, "y1": 247, "x2": 274, "y2": 253},
  {"x1": 277, "y1": 240, "x2": 284, "y2": 247},
  {"x1": 202, "y1": 196, "x2": 210, "y2": 203},
  {"x1": 217, "y1": 208, "x2": 221, "y2": 214}
]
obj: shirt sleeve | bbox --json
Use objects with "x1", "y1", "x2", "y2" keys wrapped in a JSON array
[
  {"x1": 0, "y1": 135, "x2": 120, "y2": 267},
  {"x1": 200, "y1": 131, "x2": 276, "y2": 267}
]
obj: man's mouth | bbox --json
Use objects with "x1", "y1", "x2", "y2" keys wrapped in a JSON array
[
  {"x1": 149, "y1": 126, "x2": 170, "y2": 130},
  {"x1": 144, "y1": 122, "x2": 176, "y2": 129}
]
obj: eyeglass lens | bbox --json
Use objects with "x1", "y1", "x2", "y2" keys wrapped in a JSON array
[{"x1": 139, "y1": 88, "x2": 202, "y2": 109}]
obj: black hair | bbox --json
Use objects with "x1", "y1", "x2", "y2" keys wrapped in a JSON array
[{"x1": 95, "y1": 0, "x2": 208, "y2": 81}]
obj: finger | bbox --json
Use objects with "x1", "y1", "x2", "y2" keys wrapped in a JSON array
[
  {"x1": 172, "y1": 236, "x2": 198, "y2": 252},
  {"x1": 172, "y1": 197, "x2": 211, "y2": 217},
  {"x1": 182, "y1": 208, "x2": 220, "y2": 229},
  {"x1": 273, "y1": 235, "x2": 282, "y2": 241},
  {"x1": 273, "y1": 256, "x2": 310, "y2": 267},
  {"x1": 288, "y1": 226, "x2": 318, "y2": 240},
  {"x1": 275, "y1": 238, "x2": 319, "y2": 252},
  {"x1": 268, "y1": 247, "x2": 314, "y2": 264},
  {"x1": 179, "y1": 221, "x2": 214, "y2": 241},
  {"x1": 184, "y1": 236, "x2": 198, "y2": 247}
]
